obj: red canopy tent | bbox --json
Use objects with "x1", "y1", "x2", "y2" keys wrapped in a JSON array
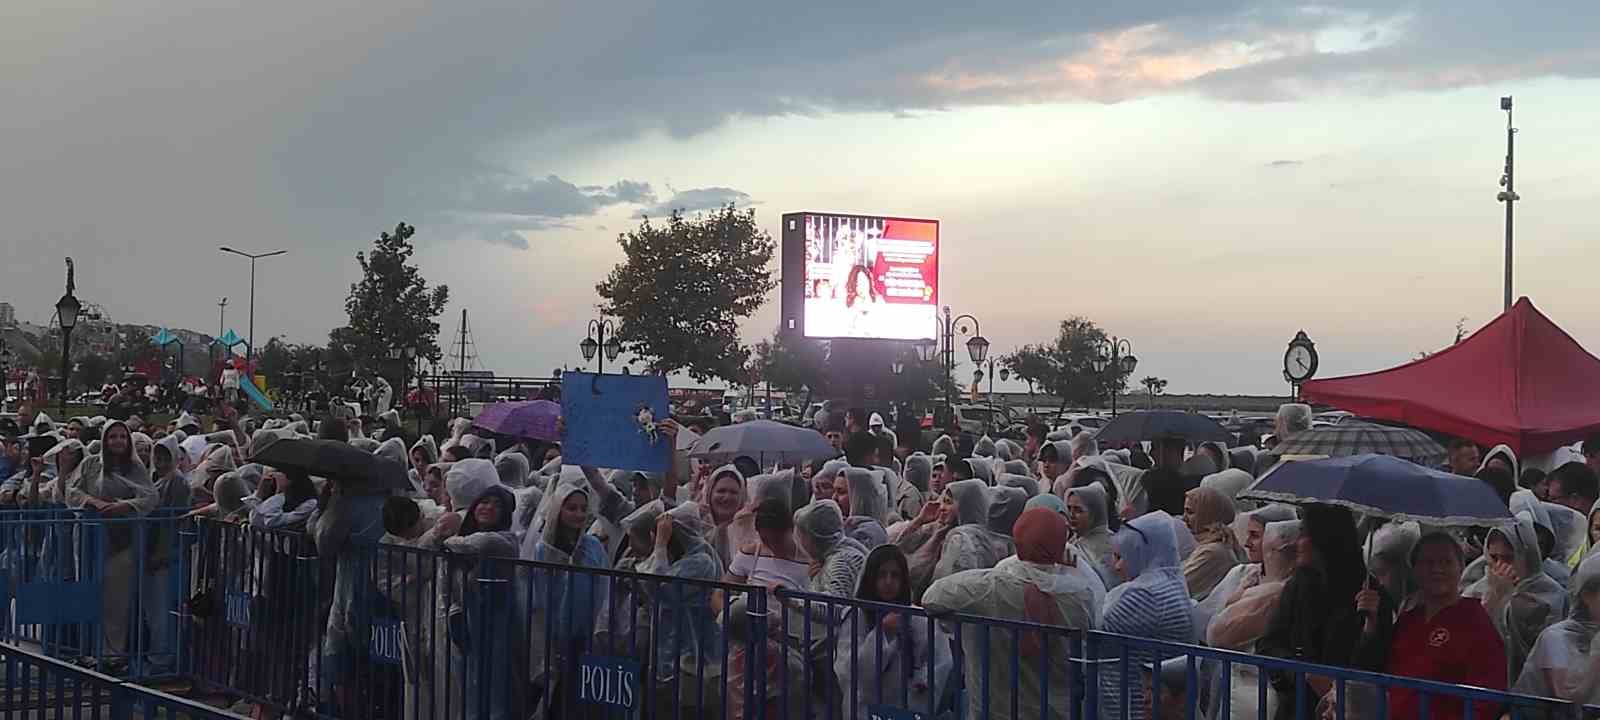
[{"x1": 1301, "y1": 297, "x2": 1600, "y2": 457}]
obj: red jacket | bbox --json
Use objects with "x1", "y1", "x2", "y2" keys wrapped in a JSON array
[{"x1": 1385, "y1": 596, "x2": 1507, "y2": 720}]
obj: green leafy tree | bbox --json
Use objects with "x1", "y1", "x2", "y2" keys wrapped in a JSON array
[
  {"x1": 751, "y1": 331, "x2": 829, "y2": 395},
  {"x1": 1140, "y1": 376, "x2": 1168, "y2": 408},
  {"x1": 1001, "y1": 344, "x2": 1058, "y2": 396},
  {"x1": 597, "y1": 206, "x2": 776, "y2": 382},
  {"x1": 335, "y1": 222, "x2": 450, "y2": 382},
  {"x1": 1043, "y1": 318, "x2": 1132, "y2": 412}
]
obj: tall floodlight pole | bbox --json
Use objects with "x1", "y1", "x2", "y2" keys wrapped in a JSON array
[
  {"x1": 1498, "y1": 96, "x2": 1519, "y2": 312},
  {"x1": 218, "y1": 248, "x2": 286, "y2": 364}
]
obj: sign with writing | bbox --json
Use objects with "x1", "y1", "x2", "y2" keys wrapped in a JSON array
[
  {"x1": 866, "y1": 705, "x2": 928, "y2": 720},
  {"x1": 577, "y1": 654, "x2": 640, "y2": 710},
  {"x1": 369, "y1": 618, "x2": 406, "y2": 666},
  {"x1": 224, "y1": 592, "x2": 252, "y2": 628},
  {"x1": 560, "y1": 372, "x2": 671, "y2": 473}
]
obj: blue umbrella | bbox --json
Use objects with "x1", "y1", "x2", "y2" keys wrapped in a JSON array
[{"x1": 1239, "y1": 453, "x2": 1511, "y2": 527}]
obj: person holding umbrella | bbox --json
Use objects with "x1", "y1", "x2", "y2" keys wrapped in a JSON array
[{"x1": 1257, "y1": 504, "x2": 1395, "y2": 720}]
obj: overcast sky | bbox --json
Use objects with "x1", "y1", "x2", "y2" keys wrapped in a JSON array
[{"x1": 4, "y1": 1, "x2": 1598, "y2": 395}]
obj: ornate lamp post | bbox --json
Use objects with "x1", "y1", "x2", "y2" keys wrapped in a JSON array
[
  {"x1": 55, "y1": 262, "x2": 82, "y2": 410},
  {"x1": 1092, "y1": 336, "x2": 1137, "y2": 416},
  {"x1": 580, "y1": 318, "x2": 623, "y2": 374},
  {"x1": 923, "y1": 306, "x2": 987, "y2": 424}
]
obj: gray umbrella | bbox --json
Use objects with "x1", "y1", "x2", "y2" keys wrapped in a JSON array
[
  {"x1": 1094, "y1": 410, "x2": 1233, "y2": 445},
  {"x1": 687, "y1": 420, "x2": 838, "y2": 465}
]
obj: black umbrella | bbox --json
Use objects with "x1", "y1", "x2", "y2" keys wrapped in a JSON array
[
  {"x1": 249, "y1": 436, "x2": 410, "y2": 492},
  {"x1": 1094, "y1": 410, "x2": 1232, "y2": 445}
]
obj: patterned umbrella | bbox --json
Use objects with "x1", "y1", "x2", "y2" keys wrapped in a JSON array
[{"x1": 1273, "y1": 422, "x2": 1446, "y2": 467}]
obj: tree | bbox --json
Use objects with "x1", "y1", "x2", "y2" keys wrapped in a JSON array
[
  {"x1": 750, "y1": 331, "x2": 829, "y2": 395},
  {"x1": 1000, "y1": 344, "x2": 1058, "y2": 396},
  {"x1": 1005, "y1": 317, "x2": 1135, "y2": 414},
  {"x1": 1140, "y1": 376, "x2": 1168, "y2": 408},
  {"x1": 1416, "y1": 316, "x2": 1470, "y2": 360},
  {"x1": 597, "y1": 206, "x2": 776, "y2": 382},
  {"x1": 336, "y1": 222, "x2": 450, "y2": 380}
]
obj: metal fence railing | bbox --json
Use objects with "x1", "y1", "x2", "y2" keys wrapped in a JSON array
[
  {"x1": 0, "y1": 507, "x2": 192, "y2": 683},
  {"x1": 0, "y1": 640, "x2": 235, "y2": 719},
  {"x1": 9, "y1": 511, "x2": 1600, "y2": 720}
]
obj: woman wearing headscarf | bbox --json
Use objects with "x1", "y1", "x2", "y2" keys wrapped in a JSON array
[
  {"x1": 1515, "y1": 553, "x2": 1600, "y2": 704},
  {"x1": 1463, "y1": 512, "x2": 1567, "y2": 685},
  {"x1": 1205, "y1": 519, "x2": 1301, "y2": 719},
  {"x1": 68, "y1": 420, "x2": 159, "y2": 668},
  {"x1": 935, "y1": 485, "x2": 1025, "y2": 580},
  {"x1": 1257, "y1": 504, "x2": 1394, "y2": 720},
  {"x1": 635, "y1": 502, "x2": 725, "y2": 716},
  {"x1": 700, "y1": 464, "x2": 748, "y2": 571},
  {"x1": 924, "y1": 507, "x2": 1098, "y2": 720},
  {"x1": 1372, "y1": 531, "x2": 1506, "y2": 720},
  {"x1": 832, "y1": 545, "x2": 953, "y2": 720},
  {"x1": 895, "y1": 478, "x2": 988, "y2": 601},
  {"x1": 1180, "y1": 485, "x2": 1245, "y2": 600},
  {"x1": 1066, "y1": 483, "x2": 1119, "y2": 590},
  {"x1": 1099, "y1": 511, "x2": 1194, "y2": 720},
  {"x1": 838, "y1": 466, "x2": 890, "y2": 548},
  {"x1": 1039, "y1": 440, "x2": 1074, "y2": 489},
  {"x1": 1193, "y1": 503, "x2": 1292, "y2": 632}
]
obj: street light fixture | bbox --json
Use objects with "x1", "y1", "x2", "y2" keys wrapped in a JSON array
[
  {"x1": 1094, "y1": 336, "x2": 1136, "y2": 416},
  {"x1": 218, "y1": 246, "x2": 287, "y2": 365},
  {"x1": 935, "y1": 307, "x2": 987, "y2": 424},
  {"x1": 889, "y1": 358, "x2": 905, "y2": 376},
  {"x1": 56, "y1": 266, "x2": 81, "y2": 408},
  {"x1": 582, "y1": 318, "x2": 620, "y2": 374},
  {"x1": 915, "y1": 339, "x2": 939, "y2": 364}
]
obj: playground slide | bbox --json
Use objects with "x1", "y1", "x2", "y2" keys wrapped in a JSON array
[{"x1": 240, "y1": 376, "x2": 274, "y2": 412}]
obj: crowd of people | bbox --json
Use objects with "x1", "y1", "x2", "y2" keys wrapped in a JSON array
[{"x1": 5, "y1": 397, "x2": 1600, "y2": 720}]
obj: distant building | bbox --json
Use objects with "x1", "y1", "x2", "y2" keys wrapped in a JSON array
[{"x1": 0, "y1": 303, "x2": 14, "y2": 328}]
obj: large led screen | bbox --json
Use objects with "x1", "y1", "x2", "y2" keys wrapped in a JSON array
[{"x1": 784, "y1": 213, "x2": 938, "y2": 340}]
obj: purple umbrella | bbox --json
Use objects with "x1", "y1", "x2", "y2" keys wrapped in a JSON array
[{"x1": 473, "y1": 400, "x2": 561, "y2": 441}]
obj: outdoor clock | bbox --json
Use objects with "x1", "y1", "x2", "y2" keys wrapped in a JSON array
[{"x1": 1284, "y1": 330, "x2": 1318, "y2": 384}]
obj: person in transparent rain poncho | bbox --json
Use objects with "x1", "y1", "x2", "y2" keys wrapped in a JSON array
[
  {"x1": 1516, "y1": 552, "x2": 1600, "y2": 705},
  {"x1": 922, "y1": 507, "x2": 1098, "y2": 720},
  {"x1": 833, "y1": 544, "x2": 953, "y2": 720},
  {"x1": 1203, "y1": 519, "x2": 1300, "y2": 719},
  {"x1": 894, "y1": 478, "x2": 988, "y2": 602},
  {"x1": 1097, "y1": 510, "x2": 1193, "y2": 720}
]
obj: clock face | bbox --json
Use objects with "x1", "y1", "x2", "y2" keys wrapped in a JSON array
[{"x1": 1285, "y1": 344, "x2": 1317, "y2": 382}]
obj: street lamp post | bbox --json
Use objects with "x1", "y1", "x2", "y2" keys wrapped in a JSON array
[
  {"x1": 918, "y1": 306, "x2": 987, "y2": 429},
  {"x1": 218, "y1": 247, "x2": 286, "y2": 365},
  {"x1": 55, "y1": 262, "x2": 82, "y2": 411},
  {"x1": 0, "y1": 337, "x2": 11, "y2": 403},
  {"x1": 1092, "y1": 336, "x2": 1138, "y2": 417},
  {"x1": 580, "y1": 318, "x2": 623, "y2": 374},
  {"x1": 1498, "y1": 96, "x2": 1520, "y2": 312}
]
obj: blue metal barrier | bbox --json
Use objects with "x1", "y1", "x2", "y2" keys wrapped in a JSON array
[
  {"x1": 0, "y1": 640, "x2": 235, "y2": 718},
  {"x1": 0, "y1": 507, "x2": 192, "y2": 682},
  {"x1": 16, "y1": 512, "x2": 1600, "y2": 720}
]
